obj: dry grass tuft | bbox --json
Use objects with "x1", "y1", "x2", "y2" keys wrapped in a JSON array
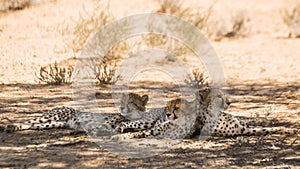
[
  {"x1": 37, "y1": 62, "x2": 73, "y2": 85},
  {"x1": 156, "y1": 0, "x2": 212, "y2": 30},
  {"x1": 96, "y1": 58, "x2": 121, "y2": 85},
  {"x1": 138, "y1": 0, "x2": 214, "y2": 56},
  {"x1": 184, "y1": 69, "x2": 209, "y2": 89},
  {"x1": 209, "y1": 11, "x2": 250, "y2": 41},
  {"x1": 0, "y1": 0, "x2": 30, "y2": 11},
  {"x1": 224, "y1": 12, "x2": 249, "y2": 38},
  {"x1": 282, "y1": 2, "x2": 300, "y2": 38},
  {"x1": 62, "y1": 1, "x2": 113, "y2": 52}
]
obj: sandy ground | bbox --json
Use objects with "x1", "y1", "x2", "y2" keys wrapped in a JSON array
[
  {"x1": 0, "y1": 0, "x2": 299, "y2": 84},
  {"x1": 0, "y1": 0, "x2": 299, "y2": 168}
]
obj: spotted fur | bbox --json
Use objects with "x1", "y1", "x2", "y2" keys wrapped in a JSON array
[
  {"x1": 1, "y1": 93, "x2": 148, "y2": 132},
  {"x1": 199, "y1": 89, "x2": 298, "y2": 136},
  {"x1": 111, "y1": 97, "x2": 199, "y2": 140}
]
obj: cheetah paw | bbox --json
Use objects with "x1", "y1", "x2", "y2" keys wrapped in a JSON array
[{"x1": 110, "y1": 134, "x2": 131, "y2": 141}]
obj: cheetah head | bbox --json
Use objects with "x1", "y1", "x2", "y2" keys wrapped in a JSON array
[
  {"x1": 166, "y1": 98, "x2": 198, "y2": 121},
  {"x1": 204, "y1": 89, "x2": 231, "y2": 111},
  {"x1": 120, "y1": 93, "x2": 149, "y2": 114}
]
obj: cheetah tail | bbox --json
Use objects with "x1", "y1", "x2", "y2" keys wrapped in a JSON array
[{"x1": 244, "y1": 127, "x2": 298, "y2": 135}]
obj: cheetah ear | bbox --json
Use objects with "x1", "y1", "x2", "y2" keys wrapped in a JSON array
[{"x1": 141, "y1": 95, "x2": 149, "y2": 105}]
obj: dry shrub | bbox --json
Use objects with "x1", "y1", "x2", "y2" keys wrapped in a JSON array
[
  {"x1": 156, "y1": 0, "x2": 212, "y2": 30},
  {"x1": 209, "y1": 11, "x2": 250, "y2": 40},
  {"x1": 0, "y1": 0, "x2": 30, "y2": 11},
  {"x1": 96, "y1": 59, "x2": 121, "y2": 85},
  {"x1": 224, "y1": 12, "x2": 249, "y2": 38},
  {"x1": 282, "y1": 2, "x2": 300, "y2": 38},
  {"x1": 140, "y1": 0, "x2": 213, "y2": 55},
  {"x1": 37, "y1": 56, "x2": 120, "y2": 85},
  {"x1": 138, "y1": 0, "x2": 212, "y2": 55},
  {"x1": 37, "y1": 62, "x2": 73, "y2": 85},
  {"x1": 184, "y1": 69, "x2": 209, "y2": 89},
  {"x1": 94, "y1": 43, "x2": 127, "y2": 85},
  {"x1": 0, "y1": 0, "x2": 57, "y2": 12}
]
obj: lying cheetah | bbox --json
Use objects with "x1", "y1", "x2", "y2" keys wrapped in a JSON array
[
  {"x1": 112, "y1": 89, "x2": 298, "y2": 140},
  {"x1": 112, "y1": 97, "x2": 200, "y2": 140},
  {"x1": 0, "y1": 93, "x2": 149, "y2": 133},
  {"x1": 197, "y1": 88, "x2": 298, "y2": 137}
]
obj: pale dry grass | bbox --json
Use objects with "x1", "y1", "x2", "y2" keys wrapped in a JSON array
[
  {"x1": 184, "y1": 68, "x2": 209, "y2": 89},
  {"x1": 37, "y1": 62, "x2": 73, "y2": 85},
  {"x1": 61, "y1": 0, "x2": 113, "y2": 52},
  {"x1": 96, "y1": 59, "x2": 121, "y2": 85},
  {"x1": 0, "y1": 0, "x2": 30, "y2": 11},
  {"x1": 282, "y1": 1, "x2": 300, "y2": 38}
]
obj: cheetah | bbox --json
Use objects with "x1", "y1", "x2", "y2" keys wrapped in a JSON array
[
  {"x1": 111, "y1": 96, "x2": 200, "y2": 140},
  {"x1": 197, "y1": 88, "x2": 298, "y2": 137},
  {"x1": 111, "y1": 88, "x2": 226, "y2": 139},
  {"x1": 0, "y1": 93, "x2": 149, "y2": 133}
]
